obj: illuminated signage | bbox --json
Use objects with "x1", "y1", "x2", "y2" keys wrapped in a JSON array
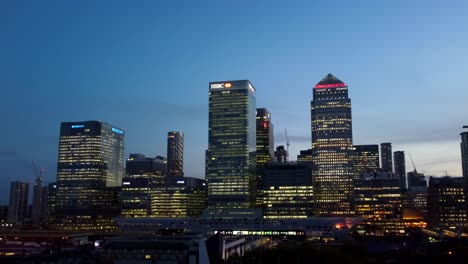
[
  {"x1": 177, "y1": 180, "x2": 185, "y2": 184},
  {"x1": 314, "y1": 83, "x2": 347, "y2": 89},
  {"x1": 122, "y1": 182, "x2": 131, "y2": 185},
  {"x1": 71, "y1": 125, "x2": 85, "y2": 128},
  {"x1": 210, "y1": 82, "x2": 232, "y2": 89},
  {"x1": 112, "y1": 127, "x2": 124, "y2": 134}
]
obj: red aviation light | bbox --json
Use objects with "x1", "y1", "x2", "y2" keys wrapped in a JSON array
[
  {"x1": 224, "y1": 83, "x2": 232, "y2": 88},
  {"x1": 314, "y1": 83, "x2": 347, "y2": 89}
]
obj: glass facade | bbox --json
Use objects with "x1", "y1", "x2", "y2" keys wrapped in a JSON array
[
  {"x1": 352, "y1": 145, "x2": 379, "y2": 180},
  {"x1": 121, "y1": 154, "x2": 166, "y2": 218},
  {"x1": 167, "y1": 131, "x2": 184, "y2": 177},
  {"x1": 262, "y1": 162, "x2": 313, "y2": 219},
  {"x1": 427, "y1": 176, "x2": 466, "y2": 231},
  {"x1": 8, "y1": 181, "x2": 29, "y2": 224},
  {"x1": 256, "y1": 108, "x2": 273, "y2": 208},
  {"x1": 151, "y1": 177, "x2": 207, "y2": 218},
  {"x1": 55, "y1": 121, "x2": 124, "y2": 231},
  {"x1": 206, "y1": 80, "x2": 256, "y2": 210},
  {"x1": 380, "y1": 143, "x2": 393, "y2": 173},
  {"x1": 393, "y1": 151, "x2": 407, "y2": 190},
  {"x1": 311, "y1": 74, "x2": 354, "y2": 216}
]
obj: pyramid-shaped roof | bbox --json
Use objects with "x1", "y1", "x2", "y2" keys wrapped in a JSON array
[{"x1": 314, "y1": 73, "x2": 347, "y2": 89}]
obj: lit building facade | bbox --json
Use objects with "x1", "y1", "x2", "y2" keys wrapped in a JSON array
[
  {"x1": 393, "y1": 151, "x2": 407, "y2": 190},
  {"x1": 297, "y1": 149, "x2": 313, "y2": 164},
  {"x1": 55, "y1": 121, "x2": 124, "y2": 231},
  {"x1": 121, "y1": 154, "x2": 166, "y2": 218},
  {"x1": 352, "y1": 145, "x2": 379, "y2": 180},
  {"x1": 167, "y1": 131, "x2": 184, "y2": 177},
  {"x1": 427, "y1": 176, "x2": 466, "y2": 231},
  {"x1": 256, "y1": 108, "x2": 274, "y2": 208},
  {"x1": 354, "y1": 172, "x2": 403, "y2": 235},
  {"x1": 380, "y1": 143, "x2": 393, "y2": 173},
  {"x1": 206, "y1": 80, "x2": 257, "y2": 215},
  {"x1": 262, "y1": 162, "x2": 313, "y2": 219},
  {"x1": 151, "y1": 177, "x2": 207, "y2": 218},
  {"x1": 46, "y1": 182, "x2": 57, "y2": 225},
  {"x1": 311, "y1": 74, "x2": 354, "y2": 216},
  {"x1": 407, "y1": 170, "x2": 428, "y2": 216},
  {"x1": 8, "y1": 181, "x2": 29, "y2": 224}
]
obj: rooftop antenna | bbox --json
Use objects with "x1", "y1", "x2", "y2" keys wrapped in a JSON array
[{"x1": 285, "y1": 128, "x2": 290, "y2": 154}]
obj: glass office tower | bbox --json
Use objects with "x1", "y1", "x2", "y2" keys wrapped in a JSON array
[
  {"x1": 311, "y1": 74, "x2": 354, "y2": 216},
  {"x1": 167, "y1": 131, "x2": 184, "y2": 177},
  {"x1": 206, "y1": 80, "x2": 257, "y2": 216},
  {"x1": 55, "y1": 121, "x2": 124, "y2": 230}
]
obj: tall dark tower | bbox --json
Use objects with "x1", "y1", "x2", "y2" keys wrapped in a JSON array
[
  {"x1": 55, "y1": 121, "x2": 124, "y2": 231},
  {"x1": 206, "y1": 80, "x2": 257, "y2": 217},
  {"x1": 8, "y1": 181, "x2": 29, "y2": 224},
  {"x1": 461, "y1": 126, "x2": 468, "y2": 207},
  {"x1": 256, "y1": 108, "x2": 274, "y2": 167},
  {"x1": 255, "y1": 108, "x2": 274, "y2": 208},
  {"x1": 167, "y1": 131, "x2": 184, "y2": 177},
  {"x1": 380, "y1": 143, "x2": 393, "y2": 173},
  {"x1": 311, "y1": 73, "x2": 354, "y2": 216},
  {"x1": 394, "y1": 151, "x2": 406, "y2": 190}
]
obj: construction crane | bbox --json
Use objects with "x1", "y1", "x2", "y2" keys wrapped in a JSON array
[
  {"x1": 408, "y1": 153, "x2": 417, "y2": 173},
  {"x1": 285, "y1": 128, "x2": 290, "y2": 154},
  {"x1": 32, "y1": 160, "x2": 45, "y2": 186}
]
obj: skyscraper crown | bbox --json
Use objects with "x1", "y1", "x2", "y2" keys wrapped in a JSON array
[{"x1": 314, "y1": 73, "x2": 347, "y2": 89}]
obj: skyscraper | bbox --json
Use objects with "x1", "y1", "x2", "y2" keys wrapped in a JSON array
[
  {"x1": 255, "y1": 108, "x2": 274, "y2": 208},
  {"x1": 256, "y1": 108, "x2": 274, "y2": 167},
  {"x1": 167, "y1": 131, "x2": 184, "y2": 177},
  {"x1": 311, "y1": 73, "x2": 354, "y2": 216},
  {"x1": 31, "y1": 181, "x2": 48, "y2": 224},
  {"x1": 393, "y1": 151, "x2": 406, "y2": 190},
  {"x1": 8, "y1": 181, "x2": 29, "y2": 224},
  {"x1": 206, "y1": 80, "x2": 257, "y2": 217},
  {"x1": 380, "y1": 143, "x2": 393, "y2": 173},
  {"x1": 55, "y1": 121, "x2": 124, "y2": 230},
  {"x1": 352, "y1": 144, "x2": 380, "y2": 179},
  {"x1": 461, "y1": 126, "x2": 468, "y2": 196}
]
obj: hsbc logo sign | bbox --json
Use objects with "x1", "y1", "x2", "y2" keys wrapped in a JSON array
[{"x1": 210, "y1": 82, "x2": 232, "y2": 89}]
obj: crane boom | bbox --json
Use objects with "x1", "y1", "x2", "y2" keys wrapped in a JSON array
[
  {"x1": 285, "y1": 128, "x2": 290, "y2": 154},
  {"x1": 408, "y1": 153, "x2": 417, "y2": 173}
]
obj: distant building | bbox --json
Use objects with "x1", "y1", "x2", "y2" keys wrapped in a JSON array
[
  {"x1": 31, "y1": 180, "x2": 48, "y2": 224},
  {"x1": 407, "y1": 170, "x2": 428, "y2": 216},
  {"x1": 352, "y1": 145, "x2": 379, "y2": 179},
  {"x1": 354, "y1": 172, "x2": 403, "y2": 235},
  {"x1": 427, "y1": 176, "x2": 466, "y2": 231},
  {"x1": 256, "y1": 108, "x2": 274, "y2": 208},
  {"x1": 297, "y1": 149, "x2": 313, "y2": 164},
  {"x1": 311, "y1": 73, "x2": 354, "y2": 216},
  {"x1": 461, "y1": 126, "x2": 468, "y2": 206},
  {"x1": 256, "y1": 108, "x2": 274, "y2": 167},
  {"x1": 0, "y1": 206, "x2": 8, "y2": 223},
  {"x1": 380, "y1": 143, "x2": 393, "y2": 173},
  {"x1": 151, "y1": 177, "x2": 207, "y2": 218},
  {"x1": 121, "y1": 154, "x2": 166, "y2": 218},
  {"x1": 206, "y1": 80, "x2": 257, "y2": 217},
  {"x1": 274, "y1": 145, "x2": 288, "y2": 163},
  {"x1": 262, "y1": 162, "x2": 313, "y2": 219},
  {"x1": 393, "y1": 151, "x2": 406, "y2": 190},
  {"x1": 46, "y1": 182, "x2": 57, "y2": 225},
  {"x1": 167, "y1": 131, "x2": 184, "y2": 177},
  {"x1": 55, "y1": 121, "x2": 124, "y2": 231},
  {"x1": 8, "y1": 181, "x2": 29, "y2": 224}
]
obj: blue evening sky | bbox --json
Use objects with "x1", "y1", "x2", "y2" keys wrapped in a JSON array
[{"x1": 1, "y1": 0, "x2": 467, "y2": 204}]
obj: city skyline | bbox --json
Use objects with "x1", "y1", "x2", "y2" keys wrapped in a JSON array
[{"x1": 1, "y1": 1, "x2": 468, "y2": 204}]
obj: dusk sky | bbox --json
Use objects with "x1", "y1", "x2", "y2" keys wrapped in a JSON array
[{"x1": 1, "y1": 0, "x2": 467, "y2": 204}]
